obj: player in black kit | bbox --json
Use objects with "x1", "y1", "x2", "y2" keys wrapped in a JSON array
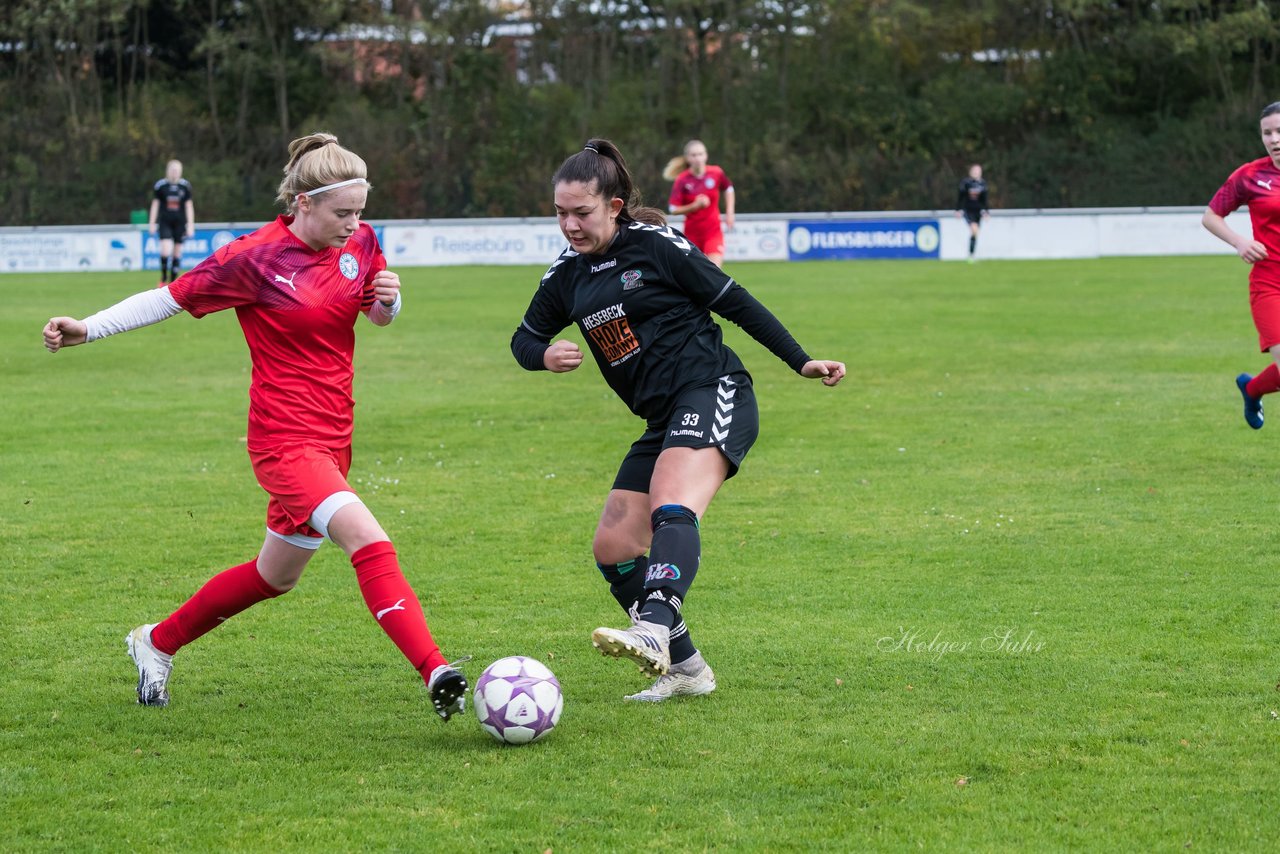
[
  {"x1": 148, "y1": 160, "x2": 195, "y2": 284},
  {"x1": 955, "y1": 163, "x2": 989, "y2": 261},
  {"x1": 511, "y1": 138, "x2": 845, "y2": 702}
]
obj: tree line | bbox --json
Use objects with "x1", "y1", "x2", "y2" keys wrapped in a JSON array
[{"x1": 2, "y1": 0, "x2": 1278, "y2": 226}]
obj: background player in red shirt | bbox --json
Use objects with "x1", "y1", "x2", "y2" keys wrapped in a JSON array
[
  {"x1": 664, "y1": 139, "x2": 735, "y2": 267},
  {"x1": 43, "y1": 133, "x2": 468, "y2": 720},
  {"x1": 1204, "y1": 101, "x2": 1280, "y2": 430}
]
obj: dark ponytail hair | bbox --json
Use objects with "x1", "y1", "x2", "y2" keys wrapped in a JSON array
[
  {"x1": 553, "y1": 138, "x2": 666, "y2": 226},
  {"x1": 1263, "y1": 102, "x2": 1280, "y2": 120}
]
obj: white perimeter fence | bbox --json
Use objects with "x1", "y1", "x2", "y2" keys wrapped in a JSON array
[{"x1": 0, "y1": 207, "x2": 1250, "y2": 273}]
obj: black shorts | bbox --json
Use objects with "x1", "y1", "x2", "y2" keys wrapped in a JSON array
[
  {"x1": 157, "y1": 218, "x2": 188, "y2": 243},
  {"x1": 962, "y1": 209, "x2": 984, "y2": 226},
  {"x1": 612, "y1": 373, "x2": 760, "y2": 493}
]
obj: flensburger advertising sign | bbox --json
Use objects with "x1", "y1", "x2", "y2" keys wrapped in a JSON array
[{"x1": 788, "y1": 219, "x2": 940, "y2": 260}]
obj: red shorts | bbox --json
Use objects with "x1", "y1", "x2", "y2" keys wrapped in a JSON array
[
  {"x1": 249, "y1": 444, "x2": 353, "y2": 540},
  {"x1": 685, "y1": 226, "x2": 725, "y2": 258},
  {"x1": 1250, "y1": 285, "x2": 1280, "y2": 352}
]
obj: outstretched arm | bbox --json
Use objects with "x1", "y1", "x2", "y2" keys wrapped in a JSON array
[
  {"x1": 44, "y1": 286, "x2": 183, "y2": 353},
  {"x1": 708, "y1": 282, "x2": 845, "y2": 386}
]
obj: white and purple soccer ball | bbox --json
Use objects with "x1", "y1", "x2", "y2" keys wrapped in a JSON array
[{"x1": 473, "y1": 656, "x2": 563, "y2": 745}]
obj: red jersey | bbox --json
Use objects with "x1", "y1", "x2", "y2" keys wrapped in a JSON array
[
  {"x1": 668, "y1": 166, "x2": 732, "y2": 244},
  {"x1": 169, "y1": 217, "x2": 387, "y2": 451},
  {"x1": 1209, "y1": 156, "x2": 1280, "y2": 287}
]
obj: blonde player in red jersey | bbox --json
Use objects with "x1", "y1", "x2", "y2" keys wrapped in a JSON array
[
  {"x1": 664, "y1": 139, "x2": 735, "y2": 267},
  {"x1": 43, "y1": 133, "x2": 469, "y2": 720},
  {"x1": 1204, "y1": 101, "x2": 1280, "y2": 431}
]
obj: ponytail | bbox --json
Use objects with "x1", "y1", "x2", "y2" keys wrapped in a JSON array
[
  {"x1": 553, "y1": 138, "x2": 667, "y2": 227},
  {"x1": 662, "y1": 155, "x2": 688, "y2": 182},
  {"x1": 275, "y1": 132, "x2": 370, "y2": 213}
]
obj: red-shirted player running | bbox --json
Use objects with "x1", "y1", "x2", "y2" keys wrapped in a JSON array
[
  {"x1": 42, "y1": 133, "x2": 468, "y2": 720},
  {"x1": 664, "y1": 139, "x2": 735, "y2": 268},
  {"x1": 1204, "y1": 102, "x2": 1280, "y2": 430}
]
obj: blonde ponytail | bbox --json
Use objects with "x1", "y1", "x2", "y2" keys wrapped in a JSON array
[
  {"x1": 662, "y1": 155, "x2": 688, "y2": 182},
  {"x1": 275, "y1": 133, "x2": 370, "y2": 213}
]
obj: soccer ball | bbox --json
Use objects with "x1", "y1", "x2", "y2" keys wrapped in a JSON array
[{"x1": 473, "y1": 656, "x2": 563, "y2": 745}]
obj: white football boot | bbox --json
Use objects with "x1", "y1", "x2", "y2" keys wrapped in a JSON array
[
  {"x1": 125, "y1": 624, "x2": 173, "y2": 707},
  {"x1": 625, "y1": 652, "x2": 716, "y2": 702},
  {"x1": 591, "y1": 620, "x2": 671, "y2": 678}
]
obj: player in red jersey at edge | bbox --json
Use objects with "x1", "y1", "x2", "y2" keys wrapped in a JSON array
[
  {"x1": 1204, "y1": 101, "x2": 1280, "y2": 430},
  {"x1": 664, "y1": 139, "x2": 735, "y2": 268},
  {"x1": 42, "y1": 133, "x2": 469, "y2": 720}
]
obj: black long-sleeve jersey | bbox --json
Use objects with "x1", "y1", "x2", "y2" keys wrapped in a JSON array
[
  {"x1": 956, "y1": 177, "x2": 988, "y2": 214},
  {"x1": 154, "y1": 178, "x2": 193, "y2": 221},
  {"x1": 512, "y1": 221, "x2": 811, "y2": 424}
]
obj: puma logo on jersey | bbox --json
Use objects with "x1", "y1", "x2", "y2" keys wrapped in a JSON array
[
  {"x1": 1258, "y1": 179, "x2": 1274, "y2": 191},
  {"x1": 375, "y1": 598, "x2": 407, "y2": 620},
  {"x1": 274, "y1": 272, "x2": 297, "y2": 291}
]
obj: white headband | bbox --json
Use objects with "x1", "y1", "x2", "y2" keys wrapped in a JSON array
[{"x1": 300, "y1": 177, "x2": 368, "y2": 196}]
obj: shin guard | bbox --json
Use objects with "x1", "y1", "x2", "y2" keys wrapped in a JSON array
[{"x1": 639, "y1": 504, "x2": 700, "y2": 629}]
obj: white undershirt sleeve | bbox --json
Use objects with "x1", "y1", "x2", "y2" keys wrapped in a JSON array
[
  {"x1": 367, "y1": 292, "x2": 402, "y2": 327},
  {"x1": 84, "y1": 286, "x2": 184, "y2": 342}
]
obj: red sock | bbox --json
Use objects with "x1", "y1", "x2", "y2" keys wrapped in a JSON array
[
  {"x1": 150, "y1": 559, "x2": 284, "y2": 655},
  {"x1": 1247, "y1": 363, "x2": 1280, "y2": 398},
  {"x1": 351, "y1": 541, "x2": 446, "y2": 682}
]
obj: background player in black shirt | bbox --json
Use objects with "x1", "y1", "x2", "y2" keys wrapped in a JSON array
[
  {"x1": 512, "y1": 138, "x2": 845, "y2": 702},
  {"x1": 148, "y1": 159, "x2": 195, "y2": 284},
  {"x1": 955, "y1": 163, "x2": 989, "y2": 262}
]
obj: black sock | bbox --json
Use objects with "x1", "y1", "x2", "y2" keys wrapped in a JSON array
[
  {"x1": 598, "y1": 556, "x2": 646, "y2": 621},
  {"x1": 969, "y1": 236, "x2": 976, "y2": 255},
  {"x1": 160, "y1": 256, "x2": 170, "y2": 279},
  {"x1": 669, "y1": 620, "x2": 696, "y2": 664},
  {"x1": 597, "y1": 556, "x2": 698, "y2": 662},
  {"x1": 170, "y1": 257, "x2": 181, "y2": 281},
  {"x1": 637, "y1": 504, "x2": 701, "y2": 631}
]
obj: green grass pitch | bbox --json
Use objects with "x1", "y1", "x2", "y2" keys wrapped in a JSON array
[{"x1": 3, "y1": 256, "x2": 1278, "y2": 849}]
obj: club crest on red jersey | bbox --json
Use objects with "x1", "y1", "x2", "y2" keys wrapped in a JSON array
[{"x1": 339, "y1": 252, "x2": 359, "y2": 280}]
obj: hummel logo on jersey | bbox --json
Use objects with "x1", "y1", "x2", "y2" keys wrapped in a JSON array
[
  {"x1": 375, "y1": 598, "x2": 407, "y2": 620},
  {"x1": 628, "y1": 222, "x2": 692, "y2": 252},
  {"x1": 540, "y1": 250, "x2": 579, "y2": 284},
  {"x1": 590, "y1": 258, "x2": 617, "y2": 274},
  {"x1": 1259, "y1": 179, "x2": 1274, "y2": 191},
  {"x1": 274, "y1": 272, "x2": 297, "y2": 291}
]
